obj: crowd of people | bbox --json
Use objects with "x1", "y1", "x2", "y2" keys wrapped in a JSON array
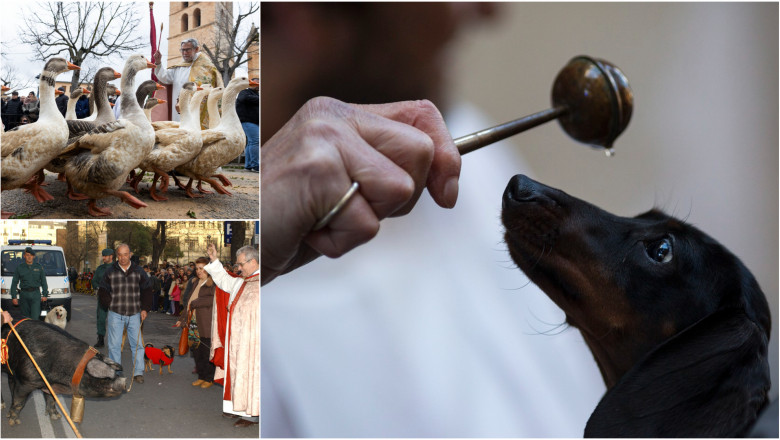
[
  {"x1": 1, "y1": 90, "x2": 42, "y2": 130},
  {"x1": 7, "y1": 243, "x2": 259, "y2": 428}
]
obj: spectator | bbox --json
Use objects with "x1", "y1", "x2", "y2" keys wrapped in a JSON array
[
  {"x1": 4, "y1": 91, "x2": 24, "y2": 130},
  {"x1": 75, "y1": 93, "x2": 90, "y2": 119},
  {"x1": 176, "y1": 256, "x2": 216, "y2": 388},
  {"x1": 55, "y1": 86, "x2": 68, "y2": 116},
  {"x1": 236, "y1": 77, "x2": 259, "y2": 172},
  {"x1": 22, "y1": 92, "x2": 39, "y2": 120},
  {"x1": 97, "y1": 243, "x2": 153, "y2": 384}
]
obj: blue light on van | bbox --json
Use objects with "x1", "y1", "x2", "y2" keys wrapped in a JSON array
[{"x1": 7, "y1": 240, "x2": 52, "y2": 245}]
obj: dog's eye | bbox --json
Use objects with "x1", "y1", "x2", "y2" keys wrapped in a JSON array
[{"x1": 645, "y1": 237, "x2": 673, "y2": 263}]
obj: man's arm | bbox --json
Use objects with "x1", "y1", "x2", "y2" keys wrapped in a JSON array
[
  {"x1": 97, "y1": 267, "x2": 113, "y2": 309},
  {"x1": 40, "y1": 265, "x2": 48, "y2": 298},
  {"x1": 9, "y1": 267, "x2": 20, "y2": 300},
  {"x1": 153, "y1": 50, "x2": 175, "y2": 84}
]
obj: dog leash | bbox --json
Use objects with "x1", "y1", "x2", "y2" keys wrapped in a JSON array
[
  {"x1": 3, "y1": 319, "x2": 83, "y2": 438},
  {"x1": 126, "y1": 319, "x2": 144, "y2": 393}
]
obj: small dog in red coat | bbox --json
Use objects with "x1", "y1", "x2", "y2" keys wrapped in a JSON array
[{"x1": 144, "y1": 343, "x2": 175, "y2": 375}]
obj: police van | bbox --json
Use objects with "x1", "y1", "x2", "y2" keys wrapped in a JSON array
[{"x1": 0, "y1": 240, "x2": 72, "y2": 321}]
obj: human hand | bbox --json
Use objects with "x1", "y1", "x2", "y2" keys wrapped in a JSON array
[
  {"x1": 153, "y1": 50, "x2": 162, "y2": 65},
  {"x1": 174, "y1": 321, "x2": 181, "y2": 328},
  {"x1": 207, "y1": 244, "x2": 217, "y2": 262},
  {"x1": 261, "y1": 97, "x2": 461, "y2": 285},
  {"x1": 141, "y1": 310, "x2": 147, "y2": 321},
  {"x1": 2, "y1": 311, "x2": 12, "y2": 324},
  {"x1": 12, "y1": 299, "x2": 18, "y2": 306},
  {"x1": 41, "y1": 297, "x2": 47, "y2": 302}
]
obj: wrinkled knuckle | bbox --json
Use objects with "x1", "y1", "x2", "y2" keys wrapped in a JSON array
[{"x1": 389, "y1": 174, "x2": 416, "y2": 206}]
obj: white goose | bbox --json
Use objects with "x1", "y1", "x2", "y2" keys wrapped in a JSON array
[
  {"x1": 48, "y1": 67, "x2": 124, "y2": 200},
  {"x1": 207, "y1": 86, "x2": 224, "y2": 129},
  {"x1": 64, "y1": 87, "x2": 90, "y2": 120},
  {"x1": 130, "y1": 82, "x2": 210, "y2": 201},
  {"x1": 63, "y1": 54, "x2": 156, "y2": 217},
  {"x1": 175, "y1": 76, "x2": 257, "y2": 198},
  {"x1": 1, "y1": 58, "x2": 80, "y2": 218}
]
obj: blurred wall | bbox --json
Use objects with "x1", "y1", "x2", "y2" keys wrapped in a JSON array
[{"x1": 451, "y1": 2, "x2": 778, "y2": 399}]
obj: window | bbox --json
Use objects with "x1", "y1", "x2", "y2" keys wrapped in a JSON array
[
  {"x1": 183, "y1": 2, "x2": 189, "y2": 8},
  {"x1": 194, "y1": 8, "x2": 201, "y2": 27},
  {"x1": 181, "y1": 13, "x2": 188, "y2": 32},
  {"x1": 1, "y1": 249, "x2": 67, "y2": 276}
]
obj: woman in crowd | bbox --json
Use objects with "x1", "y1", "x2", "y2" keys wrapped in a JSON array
[{"x1": 175, "y1": 257, "x2": 216, "y2": 388}]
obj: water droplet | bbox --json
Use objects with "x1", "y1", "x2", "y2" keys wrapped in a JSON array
[{"x1": 604, "y1": 148, "x2": 615, "y2": 157}]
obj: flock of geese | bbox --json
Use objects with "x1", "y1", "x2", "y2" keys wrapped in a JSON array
[{"x1": 1, "y1": 55, "x2": 258, "y2": 218}]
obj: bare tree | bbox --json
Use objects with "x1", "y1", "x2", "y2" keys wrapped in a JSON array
[
  {"x1": 1, "y1": 61, "x2": 37, "y2": 91},
  {"x1": 19, "y1": 2, "x2": 146, "y2": 90},
  {"x1": 201, "y1": 2, "x2": 259, "y2": 85},
  {"x1": 228, "y1": 221, "x2": 247, "y2": 264},
  {"x1": 150, "y1": 221, "x2": 167, "y2": 270}
]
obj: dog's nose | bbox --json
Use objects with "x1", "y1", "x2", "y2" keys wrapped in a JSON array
[{"x1": 503, "y1": 174, "x2": 542, "y2": 206}]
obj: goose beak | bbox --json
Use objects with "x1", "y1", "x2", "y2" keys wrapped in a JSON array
[
  {"x1": 55, "y1": 90, "x2": 63, "y2": 96},
  {"x1": 157, "y1": 99, "x2": 167, "y2": 104},
  {"x1": 2, "y1": 86, "x2": 10, "y2": 92},
  {"x1": 113, "y1": 70, "x2": 122, "y2": 79},
  {"x1": 115, "y1": 89, "x2": 121, "y2": 96},
  {"x1": 110, "y1": 102, "x2": 115, "y2": 107},
  {"x1": 155, "y1": 83, "x2": 166, "y2": 90},
  {"x1": 146, "y1": 59, "x2": 156, "y2": 69},
  {"x1": 249, "y1": 79, "x2": 259, "y2": 87},
  {"x1": 82, "y1": 88, "x2": 90, "y2": 94},
  {"x1": 196, "y1": 86, "x2": 203, "y2": 91},
  {"x1": 67, "y1": 61, "x2": 80, "y2": 71}
]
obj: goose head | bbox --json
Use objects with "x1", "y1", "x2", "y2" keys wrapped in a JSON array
[
  {"x1": 69, "y1": 87, "x2": 89, "y2": 99},
  {"x1": 44, "y1": 58, "x2": 80, "y2": 76},
  {"x1": 208, "y1": 86, "x2": 224, "y2": 102},
  {"x1": 144, "y1": 97, "x2": 166, "y2": 110},
  {"x1": 121, "y1": 54, "x2": 156, "y2": 81},
  {"x1": 136, "y1": 80, "x2": 166, "y2": 107},
  {"x1": 226, "y1": 76, "x2": 257, "y2": 94}
]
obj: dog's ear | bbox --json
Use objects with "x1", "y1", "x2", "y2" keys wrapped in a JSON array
[{"x1": 585, "y1": 308, "x2": 770, "y2": 438}]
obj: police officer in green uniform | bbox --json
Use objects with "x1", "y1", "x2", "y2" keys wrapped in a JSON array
[
  {"x1": 92, "y1": 248, "x2": 114, "y2": 347},
  {"x1": 10, "y1": 247, "x2": 48, "y2": 320}
]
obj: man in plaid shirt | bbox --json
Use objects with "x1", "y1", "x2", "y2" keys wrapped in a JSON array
[{"x1": 97, "y1": 243, "x2": 153, "y2": 384}]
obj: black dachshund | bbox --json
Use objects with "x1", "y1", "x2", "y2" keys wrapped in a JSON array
[{"x1": 502, "y1": 175, "x2": 771, "y2": 437}]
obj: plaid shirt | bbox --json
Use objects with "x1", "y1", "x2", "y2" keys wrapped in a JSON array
[{"x1": 97, "y1": 262, "x2": 153, "y2": 316}]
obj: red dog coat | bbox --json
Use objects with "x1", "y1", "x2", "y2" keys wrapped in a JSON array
[{"x1": 144, "y1": 346, "x2": 173, "y2": 366}]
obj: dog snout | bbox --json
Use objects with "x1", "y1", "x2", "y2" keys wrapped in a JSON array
[{"x1": 503, "y1": 174, "x2": 558, "y2": 211}]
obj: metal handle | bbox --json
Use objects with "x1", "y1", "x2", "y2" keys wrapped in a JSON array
[{"x1": 454, "y1": 106, "x2": 568, "y2": 155}]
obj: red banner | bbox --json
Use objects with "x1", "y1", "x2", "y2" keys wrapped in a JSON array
[{"x1": 149, "y1": 2, "x2": 158, "y2": 82}]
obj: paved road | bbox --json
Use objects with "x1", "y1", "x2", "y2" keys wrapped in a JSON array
[
  {"x1": 1, "y1": 167, "x2": 259, "y2": 220},
  {"x1": 1, "y1": 293, "x2": 258, "y2": 438}
]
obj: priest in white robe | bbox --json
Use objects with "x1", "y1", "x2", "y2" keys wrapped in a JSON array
[{"x1": 205, "y1": 243, "x2": 260, "y2": 427}]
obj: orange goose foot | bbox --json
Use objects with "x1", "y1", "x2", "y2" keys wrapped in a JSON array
[
  {"x1": 202, "y1": 176, "x2": 232, "y2": 196},
  {"x1": 148, "y1": 173, "x2": 168, "y2": 201},
  {"x1": 196, "y1": 180, "x2": 213, "y2": 194},
  {"x1": 104, "y1": 189, "x2": 149, "y2": 209},
  {"x1": 67, "y1": 179, "x2": 90, "y2": 201},
  {"x1": 57, "y1": 173, "x2": 67, "y2": 182},
  {"x1": 22, "y1": 178, "x2": 55, "y2": 203},
  {"x1": 88, "y1": 200, "x2": 113, "y2": 217},
  {"x1": 129, "y1": 171, "x2": 146, "y2": 194},
  {"x1": 212, "y1": 173, "x2": 232, "y2": 187},
  {"x1": 172, "y1": 174, "x2": 187, "y2": 190},
  {"x1": 184, "y1": 179, "x2": 205, "y2": 198}
]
